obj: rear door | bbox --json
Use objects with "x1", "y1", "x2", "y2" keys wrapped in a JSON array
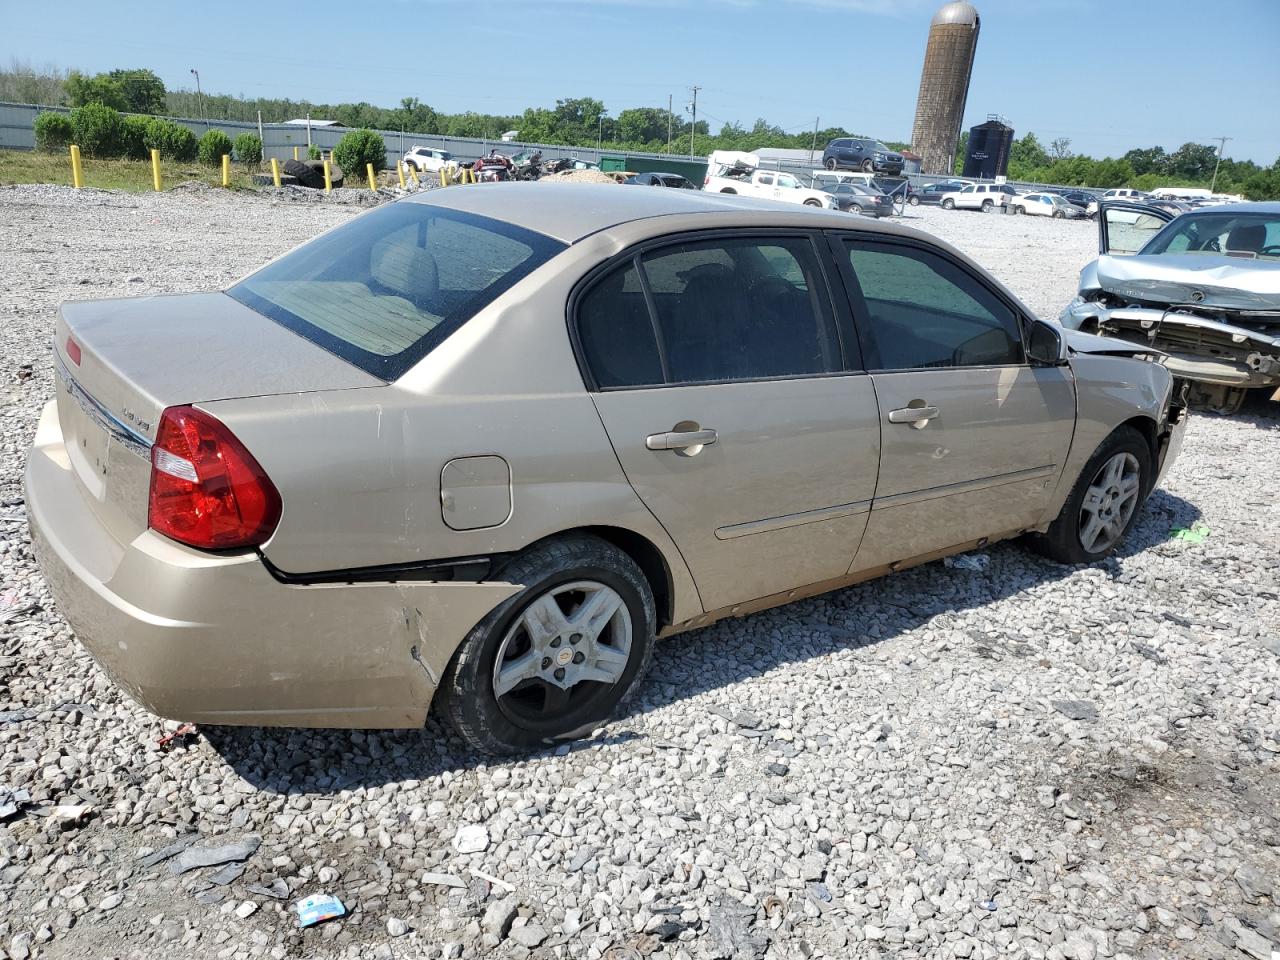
[
  {"x1": 574, "y1": 231, "x2": 880, "y2": 611},
  {"x1": 828, "y1": 233, "x2": 1076, "y2": 571},
  {"x1": 1098, "y1": 202, "x2": 1174, "y2": 255}
]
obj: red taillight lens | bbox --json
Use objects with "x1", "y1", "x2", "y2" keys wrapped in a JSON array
[
  {"x1": 148, "y1": 406, "x2": 281, "y2": 550},
  {"x1": 65, "y1": 337, "x2": 82, "y2": 365}
]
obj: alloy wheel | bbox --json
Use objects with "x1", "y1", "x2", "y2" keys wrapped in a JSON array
[
  {"x1": 492, "y1": 580, "x2": 633, "y2": 723},
  {"x1": 1078, "y1": 452, "x2": 1141, "y2": 554}
]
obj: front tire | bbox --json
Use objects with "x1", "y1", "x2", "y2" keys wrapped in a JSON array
[
  {"x1": 803, "y1": 198, "x2": 822, "y2": 207},
  {"x1": 908, "y1": 195, "x2": 920, "y2": 206},
  {"x1": 438, "y1": 536, "x2": 656, "y2": 755},
  {"x1": 861, "y1": 159, "x2": 874, "y2": 172},
  {"x1": 942, "y1": 198, "x2": 955, "y2": 210},
  {"x1": 1029, "y1": 426, "x2": 1152, "y2": 564},
  {"x1": 1052, "y1": 209, "x2": 1065, "y2": 219}
]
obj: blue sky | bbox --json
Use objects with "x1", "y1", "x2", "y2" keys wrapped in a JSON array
[{"x1": 5, "y1": 0, "x2": 1279, "y2": 163}]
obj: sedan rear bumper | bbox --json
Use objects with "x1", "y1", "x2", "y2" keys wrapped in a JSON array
[{"x1": 26, "y1": 401, "x2": 520, "y2": 728}]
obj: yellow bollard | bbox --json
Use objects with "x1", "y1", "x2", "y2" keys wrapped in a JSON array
[
  {"x1": 366, "y1": 163, "x2": 376, "y2": 191},
  {"x1": 440, "y1": 168, "x2": 448, "y2": 187},
  {"x1": 150, "y1": 149, "x2": 162, "y2": 192},
  {"x1": 408, "y1": 164, "x2": 419, "y2": 187},
  {"x1": 221, "y1": 154, "x2": 230, "y2": 188},
  {"x1": 397, "y1": 162, "x2": 406, "y2": 190},
  {"x1": 293, "y1": 146, "x2": 299, "y2": 161},
  {"x1": 270, "y1": 158, "x2": 282, "y2": 188},
  {"x1": 323, "y1": 160, "x2": 332, "y2": 194},
  {"x1": 69, "y1": 144, "x2": 84, "y2": 189}
]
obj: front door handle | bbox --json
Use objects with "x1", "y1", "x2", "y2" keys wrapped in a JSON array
[
  {"x1": 646, "y1": 428, "x2": 718, "y2": 452},
  {"x1": 887, "y1": 404, "x2": 939, "y2": 428}
]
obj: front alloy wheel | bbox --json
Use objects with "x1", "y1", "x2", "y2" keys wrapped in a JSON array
[{"x1": 1078, "y1": 452, "x2": 1142, "y2": 554}]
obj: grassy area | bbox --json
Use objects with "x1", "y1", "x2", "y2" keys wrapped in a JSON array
[{"x1": 0, "y1": 149, "x2": 259, "y2": 192}]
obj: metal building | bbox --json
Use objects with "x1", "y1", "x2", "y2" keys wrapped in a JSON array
[
  {"x1": 910, "y1": 1, "x2": 981, "y2": 175},
  {"x1": 963, "y1": 116, "x2": 1013, "y2": 179}
]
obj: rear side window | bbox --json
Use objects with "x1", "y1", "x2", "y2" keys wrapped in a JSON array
[
  {"x1": 843, "y1": 240, "x2": 1023, "y2": 370},
  {"x1": 229, "y1": 204, "x2": 564, "y2": 380},
  {"x1": 576, "y1": 236, "x2": 842, "y2": 388}
]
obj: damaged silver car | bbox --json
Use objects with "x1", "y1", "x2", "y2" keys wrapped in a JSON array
[{"x1": 1061, "y1": 201, "x2": 1280, "y2": 413}]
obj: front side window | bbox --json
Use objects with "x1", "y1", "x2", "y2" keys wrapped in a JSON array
[
  {"x1": 230, "y1": 203, "x2": 564, "y2": 379},
  {"x1": 843, "y1": 240, "x2": 1023, "y2": 370},
  {"x1": 576, "y1": 236, "x2": 842, "y2": 388}
]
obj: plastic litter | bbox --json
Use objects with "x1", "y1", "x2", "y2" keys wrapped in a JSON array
[
  {"x1": 156, "y1": 722, "x2": 199, "y2": 751},
  {"x1": 1169, "y1": 522, "x2": 1210, "y2": 544},
  {"x1": 980, "y1": 899, "x2": 998, "y2": 911},
  {"x1": 944, "y1": 553, "x2": 990, "y2": 572},
  {"x1": 452, "y1": 824, "x2": 490, "y2": 853},
  {"x1": 296, "y1": 893, "x2": 347, "y2": 928}
]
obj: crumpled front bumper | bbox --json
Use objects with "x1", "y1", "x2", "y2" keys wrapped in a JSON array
[{"x1": 1060, "y1": 299, "x2": 1280, "y2": 388}]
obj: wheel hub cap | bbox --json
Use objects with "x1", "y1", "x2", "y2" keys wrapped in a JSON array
[
  {"x1": 492, "y1": 581, "x2": 633, "y2": 714},
  {"x1": 1078, "y1": 452, "x2": 1141, "y2": 554}
]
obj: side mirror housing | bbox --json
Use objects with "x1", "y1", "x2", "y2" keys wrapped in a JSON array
[{"x1": 1026, "y1": 319, "x2": 1068, "y2": 365}]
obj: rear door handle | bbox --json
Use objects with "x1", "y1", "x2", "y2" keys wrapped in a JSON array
[
  {"x1": 646, "y1": 428, "x2": 718, "y2": 451},
  {"x1": 887, "y1": 404, "x2": 939, "y2": 428}
]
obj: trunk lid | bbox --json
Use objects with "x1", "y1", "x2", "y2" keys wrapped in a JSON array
[{"x1": 54, "y1": 292, "x2": 383, "y2": 545}]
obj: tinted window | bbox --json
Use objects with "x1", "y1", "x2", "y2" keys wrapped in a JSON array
[
  {"x1": 641, "y1": 238, "x2": 839, "y2": 384},
  {"x1": 577, "y1": 261, "x2": 663, "y2": 388},
  {"x1": 843, "y1": 241, "x2": 1023, "y2": 370},
  {"x1": 758, "y1": 173, "x2": 774, "y2": 185},
  {"x1": 231, "y1": 204, "x2": 564, "y2": 380}
]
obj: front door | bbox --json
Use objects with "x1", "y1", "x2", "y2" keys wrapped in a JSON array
[
  {"x1": 574, "y1": 232, "x2": 880, "y2": 611},
  {"x1": 1098, "y1": 202, "x2": 1173, "y2": 255},
  {"x1": 829, "y1": 234, "x2": 1076, "y2": 571}
]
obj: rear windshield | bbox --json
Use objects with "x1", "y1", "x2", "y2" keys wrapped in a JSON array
[{"x1": 229, "y1": 203, "x2": 565, "y2": 380}]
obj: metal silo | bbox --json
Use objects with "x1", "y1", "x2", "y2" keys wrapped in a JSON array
[{"x1": 910, "y1": 2, "x2": 981, "y2": 176}]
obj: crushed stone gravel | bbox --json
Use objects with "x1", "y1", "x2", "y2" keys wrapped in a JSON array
[{"x1": 0, "y1": 183, "x2": 1277, "y2": 960}]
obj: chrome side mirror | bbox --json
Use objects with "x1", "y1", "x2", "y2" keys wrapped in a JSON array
[{"x1": 1026, "y1": 319, "x2": 1068, "y2": 365}]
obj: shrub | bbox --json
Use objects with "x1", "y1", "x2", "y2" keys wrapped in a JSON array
[
  {"x1": 307, "y1": 144, "x2": 322, "y2": 161},
  {"x1": 33, "y1": 112, "x2": 74, "y2": 153},
  {"x1": 144, "y1": 118, "x2": 197, "y2": 162},
  {"x1": 70, "y1": 103, "x2": 124, "y2": 157},
  {"x1": 233, "y1": 133, "x2": 263, "y2": 166},
  {"x1": 197, "y1": 129, "x2": 234, "y2": 166},
  {"x1": 120, "y1": 114, "x2": 151, "y2": 160},
  {"x1": 333, "y1": 129, "x2": 385, "y2": 174}
]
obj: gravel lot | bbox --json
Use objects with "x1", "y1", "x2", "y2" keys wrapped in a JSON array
[{"x1": 1, "y1": 183, "x2": 1277, "y2": 960}]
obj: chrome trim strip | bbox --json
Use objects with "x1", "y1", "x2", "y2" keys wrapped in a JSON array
[
  {"x1": 872, "y1": 464, "x2": 1056, "y2": 510},
  {"x1": 53, "y1": 352, "x2": 152, "y2": 460},
  {"x1": 715, "y1": 500, "x2": 871, "y2": 540}
]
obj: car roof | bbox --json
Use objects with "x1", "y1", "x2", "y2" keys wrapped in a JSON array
[{"x1": 405, "y1": 182, "x2": 887, "y2": 243}]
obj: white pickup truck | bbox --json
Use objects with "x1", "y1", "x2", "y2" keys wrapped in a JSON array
[{"x1": 704, "y1": 151, "x2": 835, "y2": 209}]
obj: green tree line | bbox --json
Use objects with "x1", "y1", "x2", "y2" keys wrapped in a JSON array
[{"x1": 4, "y1": 61, "x2": 1277, "y2": 198}]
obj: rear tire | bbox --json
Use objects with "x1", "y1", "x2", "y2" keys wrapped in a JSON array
[
  {"x1": 850, "y1": 203, "x2": 864, "y2": 215},
  {"x1": 1014, "y1": 205, "x2": 1025, "y2": 215},
  {"x1": 1028, "y1": 426, "x2": 1152, "y2": 564},
  {"x1": 720, "y1": 188, "x2": 737, "y2": 194},
  {"x1": 824, "y1": 158, "x2": 837, "y2": 171},
  {"x1": 438, "y1": 536, "x2": 656, "y2": 755},
  {"x1": 981, "y1": 198, "x2": 994, "y2": 212},
  {"x1": 942, "y1": 198, "x2": 955, "y2": 210}
]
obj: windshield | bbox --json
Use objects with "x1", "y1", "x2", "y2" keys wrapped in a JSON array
[
  {"x1": 874, "y1": 142, "x2": 891, "y2": 153},
  {"x1": 1141, "y1": 212, "x2": 1280, "y2": 261},
  {"x1": 229, "y1": 203, "x2": 565, "y2": 379}
]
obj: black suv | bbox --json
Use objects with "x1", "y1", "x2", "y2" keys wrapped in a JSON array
[{"x1": 821, "y1": 138, "x2": 904, "y2": 175}]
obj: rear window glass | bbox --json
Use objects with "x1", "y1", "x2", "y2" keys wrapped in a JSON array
[{"x1": 229, "y1": 203, "x2": 565, "y2": 380}]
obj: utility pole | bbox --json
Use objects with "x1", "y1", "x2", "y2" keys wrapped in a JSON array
[
  {"x1": 810, "y1": 116, "x2": 819, "y2": 165},
  {"x1": 190, "y1": 69, "x2": 205, "y2": 127},
  {"x1": 598, "y1": 115, "x2": 603, "y2": 153},
  {"x1": 1209, "y1": 136, "x2": 1231, "y2": 193},
  {"x1": 688, "y1": 85, "x2": 701, "y2": 160},
  {"x1": 667, "y1": 94, "x2": 673, "y2": 155}
]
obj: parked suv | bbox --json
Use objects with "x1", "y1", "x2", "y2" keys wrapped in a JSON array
[
  {"x1": 402, "y1": 146, "x2": 456, "y2": 174},
  {"x1": 940, "y1": 183, "x2": 1017, "y2": 212},
  {"x1": 822, "y1": 138, "x2": 904, "y2": 175}
]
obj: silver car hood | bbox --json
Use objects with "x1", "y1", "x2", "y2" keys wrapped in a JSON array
[
  {"x1": 1062, "y1": 327, "x2": 1164, "y2": 360},
  {"x1": 1095, "y1": 254, "x2": 1280, "y2": 313}
]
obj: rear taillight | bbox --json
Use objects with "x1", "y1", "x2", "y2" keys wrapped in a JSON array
[
  {"x1": 65, "y1": 337, "x2": 82, "y2": 365},
  {"x1": 148, "y1": 406, "x2": 281, "y2": 550}
]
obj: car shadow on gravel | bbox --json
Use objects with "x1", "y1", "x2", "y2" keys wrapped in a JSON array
[{"x1": 201, "y1": 488, "x2": 1200, "y2": 793}]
